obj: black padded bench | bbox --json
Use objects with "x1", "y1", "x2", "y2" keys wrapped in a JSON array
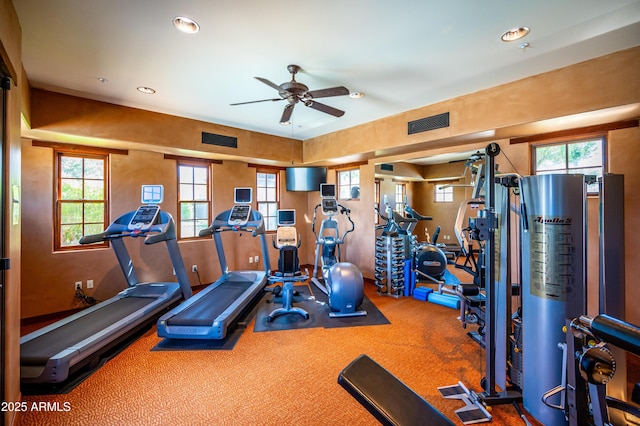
[{"x1": 338, "y1": 354, "x2": 455, "y2": 426}]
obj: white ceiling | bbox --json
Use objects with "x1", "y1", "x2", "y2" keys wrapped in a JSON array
[{"x1": 13, "y1": 0, "x2": 640, "y2": 142}]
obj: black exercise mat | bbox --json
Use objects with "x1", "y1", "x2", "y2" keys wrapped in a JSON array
[
  {"x1": 254, "y1": 285, "x2": 390, "y2": 332},
  {"x1": 253, "y1": 285, "x2": 324, "y2": 332},
  {"x1": 151, "y1": 327, "x2": 244, "y2": 351},
  {"x1": 313, "y1": 288, "x2": 391, "y2": 329}
]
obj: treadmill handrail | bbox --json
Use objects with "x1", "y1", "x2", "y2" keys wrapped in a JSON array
[
  {"x1": 199, "y1": 209, "x2": 266, "y2": 238},
  {"x1": 79, "y1": 210, "x2": 177, "y2": 245}
]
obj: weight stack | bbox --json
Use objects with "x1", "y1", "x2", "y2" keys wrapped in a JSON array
[
  {"x1": 520, "y1": 174, "x2": 587, "y2": 426},
  {"x1": 374, "y1": 235, "x2": 405, "y2": 297}
]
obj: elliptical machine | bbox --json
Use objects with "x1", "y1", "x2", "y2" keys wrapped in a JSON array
[{"x1": 311, "y1": 183, "x2": 366, "y2": 318}]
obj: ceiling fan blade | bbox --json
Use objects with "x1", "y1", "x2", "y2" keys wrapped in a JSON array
[
  {"x1": 306, "y1": 86, "x2": 350, "y2": 99},
  {"x1": 304, "y1": 100, "x2": 345, "y2": 117},
  {"x1": 230, "y1": 98, "x2": 283, "y2": 106},
  {"x1": 255, "y1": 77, "x2": 287, "y2": 93},
  {"x1": 280, "y1": 103, "x2": 295, "y2": 124}
]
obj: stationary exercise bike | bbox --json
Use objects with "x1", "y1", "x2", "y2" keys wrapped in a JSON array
[
  {"x1": 401, "y1": 196, "x2": 449, "y2": 283},
  {"x1": 311, "y1": 184, "x2": 366, "y2": 318},
  {"x1": 266, "y1": 209, "x2": 309, "y2": 322}
]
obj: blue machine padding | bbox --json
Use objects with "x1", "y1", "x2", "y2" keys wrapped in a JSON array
[
  {"x1": 428, "y1": 292, "x2": 460, "y2": 309},
  {"x1": 403, "y1": 260, "x2": 413, "y2": 297},
  {"x1": 440, "y1": 269, "x2": 461, "y2": 285},
  {"x1": 413, "y1": 287, "x2": 433, "y2": 301}
]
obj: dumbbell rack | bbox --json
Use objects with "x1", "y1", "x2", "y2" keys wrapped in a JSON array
[{"x1": 374, "y1": 235, "x2": 406, "y2": 297}]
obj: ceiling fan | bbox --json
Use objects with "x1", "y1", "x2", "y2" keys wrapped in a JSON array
[{"x1": 230, "y1": 64, "x2": 350, "y2": 125}]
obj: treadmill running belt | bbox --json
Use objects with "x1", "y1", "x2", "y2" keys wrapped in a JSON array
[
  {"x1": 167, "y1": 281, "x2": 253, "y2": 327},
  {"x1": 21, "y1": 297, "x2": 154, "y2": 366}
]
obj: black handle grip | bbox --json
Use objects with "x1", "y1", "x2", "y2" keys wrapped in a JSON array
[{"x1": 591, "y1": 314, "x2": 640, "y2": 356}]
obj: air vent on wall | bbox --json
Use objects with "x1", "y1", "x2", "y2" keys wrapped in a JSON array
[
  {"x1": 380, "y1": 164, "x2": 394, "y2": 172},
  {"x1": 408, "y1": 112, "x2": 450, "y2": 135},
  {"x1": 202, "y1": 132, "x2": 237, "y2": 148}
]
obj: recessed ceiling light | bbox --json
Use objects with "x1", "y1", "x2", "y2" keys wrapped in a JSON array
[
  {"x1": 173, "y1": 16, "x2": 200, "y2": 34},
  {"x1": 137, "y1": 86, "x2": 156, "y2": 94},
  {"x1": 349, "y1": 92, "x2": 365, "y2": 99},
  {"x1": 501, "y1": 27, "x2": 530, "y2": 42}
]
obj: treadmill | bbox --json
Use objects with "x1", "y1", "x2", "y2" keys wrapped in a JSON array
[
  {"x1": 157, "y1": 187, "x2": 270, "y2": 340},
  {"x1": 20, "y1": 185, "x2": 193, "y2": 390}
]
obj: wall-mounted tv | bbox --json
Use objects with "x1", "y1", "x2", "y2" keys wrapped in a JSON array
[{"x1": 285, "y1": 167, "x2": 327, "y2": 192}]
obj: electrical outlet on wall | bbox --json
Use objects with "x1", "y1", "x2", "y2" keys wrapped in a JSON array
[
  {"x1": 75, "y1": 281, "x2": 82, "y2": 290},
  {"x1": 86, "y1": 279, "x2": 94, "y2": 289},
  {"x1": 249, "y1": 257, "x2": 253, "y2": 264}
]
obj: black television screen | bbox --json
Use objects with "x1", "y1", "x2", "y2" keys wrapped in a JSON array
[
  {"x1": 285, "y1": 167, "x2": 327, "y2": 192},
  {"x1": 277, "y1": 209, "x2": 296, "y2": 226},
  {"x1": 234, "y1": 187, "x2": 252, "y2": 204},
  {"x1": 320, "y1": 183, "x2": 336, "y2": 198}
]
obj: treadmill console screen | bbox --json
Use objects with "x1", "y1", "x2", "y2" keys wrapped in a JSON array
[
  {"x1": 128, "y1": 205, "x2": 160, "y2": 231},
  {"x1": 228, "y1": 205, "x2": 251, "y2": 226},
  {"x1": 321, "y1": 198, "x2": 338, "y2": 216}
]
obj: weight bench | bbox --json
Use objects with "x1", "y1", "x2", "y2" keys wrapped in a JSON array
[{"x1": 338, "y1": 354, "x2": 455, "y2": 426}]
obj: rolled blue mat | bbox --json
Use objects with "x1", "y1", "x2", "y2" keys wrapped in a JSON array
[
  {"x1": 427, "y1": 292, "x2": 460, "y2": 309},
  {"x1": 413, "y1": 287, "x2": 433, "y2": 301}
]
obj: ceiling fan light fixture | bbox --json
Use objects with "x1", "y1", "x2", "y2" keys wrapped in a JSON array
[
  {"x1": 349, "y1": 92, "x2": 365, "y2": 99},
  {"x1": 280, "y1": 120, "x2": 291, "y2": 126},
  {"x1": 137, "y1": 86, "x2": 156, "y2": 94},
  {"x1": 501, "y1": 26, "x2": 530, "y2": 42},
  {"x1": 173, "y1": 16, "x2": 200, "y2": 34}
]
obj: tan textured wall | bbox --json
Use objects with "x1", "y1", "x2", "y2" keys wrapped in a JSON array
[
  {"x1": 303, "y1": 47, "x2": 640, "y2": 163},
  {"x1": 29, "y1": 89, "x2": 304, "y2": 165}
]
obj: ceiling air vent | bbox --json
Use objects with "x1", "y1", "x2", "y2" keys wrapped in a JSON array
[
  {"x1": 202, "y1": 132, "x2": 237, "y2": 148},
  {"x1": 408, "y1": 112, "x2": 449, "y2": 135},
  {"x1": 380, "y1": 164, "x2": 394, "y2": 171}
]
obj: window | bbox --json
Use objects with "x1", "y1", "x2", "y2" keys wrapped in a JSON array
[
  {"x1": 434, "y1": 185, "x2": 453, "y2": 202},
  {"x1": 257, "y1": 170, "x2": 278, "y2": 231},
  {"x1": 338, "y1": 168, "x2": 360, "y2": 200},
  {"x1": 395, "y1": 183, "x2": 406, "y2": 213},
  {"x1": 533, "y1": 137, "x2": 605, "y2": 193},
  {"x1": 178, "y1": 163, "x2": 211, "y2": 239},
  {"x1": 55, "y1": 152, "x2": 108, "y2": 250}
]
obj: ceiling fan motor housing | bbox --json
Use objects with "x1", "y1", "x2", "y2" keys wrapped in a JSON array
[{"x1": 280, "y1": 81, "x2": 309, "y2": 98}]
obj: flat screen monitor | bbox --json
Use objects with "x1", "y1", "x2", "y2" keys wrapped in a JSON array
[
  {"x1": 141, "y1": 185, "x2": 164, "y2": 204},
  {"x1": 234, "y1": 187, "x2": 252, "y2": 204},
  {"x1": 277, "y1": 209, "x2": 296, "y2": 226},
  {"x1": 285, "y1": 167, "x2": 327, "y2": 192},
  {"x1": 320, "y1": 183, "x2": 336, "y2": 198}
]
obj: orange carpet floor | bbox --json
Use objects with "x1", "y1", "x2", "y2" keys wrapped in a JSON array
[{"x1": 18, "y1": 270, "x2": 553, "y2": 425}]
